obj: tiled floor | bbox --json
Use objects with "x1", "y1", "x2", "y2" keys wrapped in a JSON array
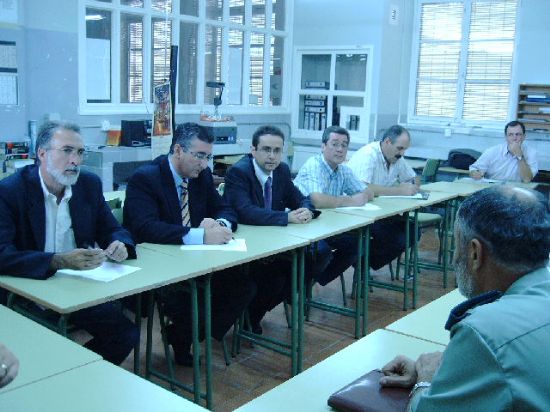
[{"x1": 119, "y1": 227, "x2": 456, "y2": 411}]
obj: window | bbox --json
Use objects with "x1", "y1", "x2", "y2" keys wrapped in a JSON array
[
  {"x1": 409, "y1": 0, "x2": 518, "y2": 127},
  {"x1": 80, "y1": 0, "x2": 289, "y2": 114}
]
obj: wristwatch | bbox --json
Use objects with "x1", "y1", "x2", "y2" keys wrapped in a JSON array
[{"x1": 409, "y1": 381, "x2": 431, "y2": 398}]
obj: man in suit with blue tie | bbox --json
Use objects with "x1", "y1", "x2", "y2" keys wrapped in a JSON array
[
  {"x1": 223, "y1": 125, "x2": 325, "y2": 333},
  {"x1": 124, "y1": 122, "x2": 255, "y2": 365}
]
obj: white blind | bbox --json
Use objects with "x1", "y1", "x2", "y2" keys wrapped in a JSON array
[{"x1": 414, "y1": 0, "x2": 517, "y2": 123}]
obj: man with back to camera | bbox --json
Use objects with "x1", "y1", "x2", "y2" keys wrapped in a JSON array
[
  {"x1": 123, "y1": 122, "x2": 255, "y2": 366},
  {"x1": 293, "y1": 125, "x2": 375, "y2": 286},
  {"x1": 379, "y1": 186, "x2": 550, "y2": 410},
  {"x1": 0, "y1": 121, "x2": 139, "y2": 365},
  {"x1": 469, "y1": 120, "x2": 538, "y2": 182},
  {"x1": 223, "y1": 125, "x2": 326, "y2": 333}
]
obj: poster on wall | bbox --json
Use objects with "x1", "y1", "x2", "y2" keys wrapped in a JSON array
[{"x1": 151, "y1": 82, "x2": 173, "y2": 158}]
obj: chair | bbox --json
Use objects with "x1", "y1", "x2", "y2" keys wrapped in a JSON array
[{"x1": 395, "y1": 159, "x2": 445, "y2": 286}]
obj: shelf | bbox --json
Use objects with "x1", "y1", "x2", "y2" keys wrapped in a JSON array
[{"x1": 517, "y1": 84, "x2": 550, "y2": 132}]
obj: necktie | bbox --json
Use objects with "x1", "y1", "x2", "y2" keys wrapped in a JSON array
[
  {"x1": 264, "y1": 176, "x2": 272, "y2": 209},
  {"x1": 180, "y1": 180, "x2": 190, "y2": 227}
]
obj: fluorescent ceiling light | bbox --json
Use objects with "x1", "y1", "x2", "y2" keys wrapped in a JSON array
[{"x1": 86, "y1": 14, "x2": 105, "y2": 21}]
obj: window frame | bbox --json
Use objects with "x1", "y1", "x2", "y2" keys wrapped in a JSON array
[
  {"x1": 78, "y1": 0, "x2": 292, "y2": 115},
  {"x1": 407, "y1": 0, "x2": 519, "y2": 130},
  {"x1": 291, "y1": 46, "x2": 374, "y2": 144}
]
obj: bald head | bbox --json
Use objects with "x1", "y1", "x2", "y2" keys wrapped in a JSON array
[{"x1": 456, "y1": 186, "x2": 550, "y2": 273}]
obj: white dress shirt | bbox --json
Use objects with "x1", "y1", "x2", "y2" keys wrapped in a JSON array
[
  {"x1": 469, "y1": 142, "x2": 538, "y2": 182},
  {"x1": 347, "y1": 141, "x2": 416, "y2": 185},
  {"x1": 39, "y1": 169, "x2": 77, "y2": 253}
]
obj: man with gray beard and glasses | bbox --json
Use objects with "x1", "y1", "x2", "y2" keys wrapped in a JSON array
[
  {"x1": 0, "y1": 121, "x2": 139, "y2": 365},
  {"x1": 377, "y1": 186, "x2": 550, "y2": 411}
]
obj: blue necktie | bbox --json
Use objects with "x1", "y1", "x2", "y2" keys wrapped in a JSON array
[{"x1": 264, "y1": 176, "x2": 272, "y2": 209}]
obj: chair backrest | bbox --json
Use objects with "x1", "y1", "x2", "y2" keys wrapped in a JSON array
[{"x1": 421, "y1": 159, "x2": 440, "y2": 183}]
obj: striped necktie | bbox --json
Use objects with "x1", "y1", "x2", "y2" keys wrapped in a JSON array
[
  {"x1": 264, "y1": 176, "x2": 272, "y2": 209},
  {"x1": 180, "y1": 180, "x2": 190, "y2": 227}
]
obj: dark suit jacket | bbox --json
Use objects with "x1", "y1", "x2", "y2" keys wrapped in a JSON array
[
  {"x1": 0, "y1": 165, "x2": 136, "y2": 280},
  {"x1": 123, "y1": 155, "x2": 237, "y2": 244},
  {"x1": 223, "y1": 154, "x2": 314, "y2": 226}
]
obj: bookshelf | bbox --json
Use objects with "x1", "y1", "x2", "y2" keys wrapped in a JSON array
[
  {"x1": 292, "y1": 48, "x2": 373, "y2": 142},
  {"x1": 517, "y1": 84, "x2": 550, "y2": 133}
]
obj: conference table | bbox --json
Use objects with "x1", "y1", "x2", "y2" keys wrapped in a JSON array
[
  {"x1": 0, "y1": 245, "x2": 218, "y2": 407},
  {"x1": 0, "y1": 304, "x2": 101, "y2": 395},
  {"x1": 139, "y1": 224, "x2": 310, "y2": 385},
  {"x1": 234, "y1": 329, "x2": 444, "y2": 412},
  {"x1": 385, "y1": 288, "x2": 464, "y2": 345},
  {"x1": 264, "y1": 210, "x2": 374, "y2": 339},
  {"x1": 0, "y1": 360, "x2": 208, "y2": 412},
  {"x1": 334, "y1": 191, "x2": 458, "y2": 309}
]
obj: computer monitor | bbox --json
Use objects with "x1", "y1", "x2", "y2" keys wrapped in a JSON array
[{"x1": 120, "y1": 120, "x2": 152, "y2": 147}]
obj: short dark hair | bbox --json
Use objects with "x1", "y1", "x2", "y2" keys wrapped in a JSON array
[
  {"x1": 35, "y1": 121, "x2": 81, "y2": 164},
  {"x1": 170, "y1": 122, "x2": 213, "y2": 154},
  {"x1": 252, "y1": 125, "x2": 285, "y2": 148},
  {"x1": 504, "y1": 120, "x2": 525, "y2": 135},
  {"x1": 456, "y1": 186, "x2": 550, "y2": 272},
  {"x1": 322, "y1": 125, "x2": 350, "y2": 144},
  {"x1": 381, "y1": 125, "x2": 410, "y2": 144}
]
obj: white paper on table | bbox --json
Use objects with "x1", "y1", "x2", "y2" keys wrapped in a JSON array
[
  {"x1": 458, "y1": 177, "x2": 502, "y2": 184},
  {"x1": 337, "y1": 203, "x2": 381, "y2": 211},
  {"x1": 180, "y1": 238, "x2": 247, "y2": 252},
  {"x1": 378, "y1": 193, "x2": 425, "y2": 199},
  {"x1": 56, "y1": 262, "x2": 141, "y2": 282}
]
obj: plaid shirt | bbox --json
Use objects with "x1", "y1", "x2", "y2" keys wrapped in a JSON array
[{"x1": 294, "y1": 154, "x2": 366, "y2": 197}]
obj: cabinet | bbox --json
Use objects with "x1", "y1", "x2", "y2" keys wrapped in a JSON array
[
  {"x1": 292, "y1": 47, "x2": 373, "y2": 142},
  {"x1": 517, "y1": 84, "x2": 550, "y2": 133}
]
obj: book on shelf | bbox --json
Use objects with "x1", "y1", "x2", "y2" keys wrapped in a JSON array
[{"x1": 304, "y1": 80, "x2": 329, "y2": 89}]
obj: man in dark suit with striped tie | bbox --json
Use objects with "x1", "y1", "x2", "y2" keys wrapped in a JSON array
[{"x1": 124, "y1": 122, "x2": 255, "y2": 366}]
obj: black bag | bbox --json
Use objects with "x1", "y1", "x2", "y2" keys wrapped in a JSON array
[{"x1": 447, "y1": 148, "x2": 481, "y2": 170}]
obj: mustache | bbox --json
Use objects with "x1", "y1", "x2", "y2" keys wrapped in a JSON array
[{"x1": 65, "y1": 166, "x2": 80, "y2": 172}]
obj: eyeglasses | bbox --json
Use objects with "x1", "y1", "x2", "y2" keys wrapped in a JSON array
[
  {"x1": 327, "y1": 141, "x2": 349, "y2": 150},
  {"x1": 186, "y1": 150, "x2": 213, "y2": 161},
  {"x1": 48, "y1": 147, "x2": 86, "y2": 159},
  {"x1": 257, "y1": 147, "x2": 283, "y2": 156}
]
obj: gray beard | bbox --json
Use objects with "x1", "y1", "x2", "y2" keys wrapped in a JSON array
[
  {"x1": 455, "y1": 256, "x2": 475, "y2": 299},
  {"x1": 47, "y1": 156, "x2": 80, "y2": 187}
]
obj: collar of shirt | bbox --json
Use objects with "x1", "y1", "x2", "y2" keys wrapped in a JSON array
[
  {"x1": 318, "y1": 154, "x2": 339, "y2": 177},
  {"x1": 499, "y1": 142, "x2": 517, "y2": 158},
  {"x1": 168, "y1": 156, "x2": 187, "y2": 197},
  {"x1": 38, "y1": 168, "x2": 73, "y2": 203},
  {"x1": 252, "y1": 158, "x2": 273, "y2": 189}
]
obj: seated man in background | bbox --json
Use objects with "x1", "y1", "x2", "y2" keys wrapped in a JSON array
[
  {"x1": 347, "y1": 124, "x2": 420, "y2": 268},
  {"x1": 293, "y1": 126, "x2": 374, "y2": 286},
  {"x1": 0, "y1": 121, "x2": 139, "y2": 365},
  {"x1": 380, "y1": 186, "x2": 550, "y2": 411},
  {"x1": 469, "y1": 120, "x2": 538, "y2": 182},
  {"x1": 347, "y1": 125, "x2": 418, "y2": 196},
  {"x1": 223, "y1": 125, "x2": 323, "y2": 332},
  {"x1": 124, "y1": 122, "x2": 255, "y2": 365}
]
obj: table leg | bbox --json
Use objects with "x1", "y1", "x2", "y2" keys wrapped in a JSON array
[
  {"x1": 204, "y1": 274, "x2": 213, "y2": 409},
  {"x1": 190, "y1": 279, "x2": 201, "y2": 404}
]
